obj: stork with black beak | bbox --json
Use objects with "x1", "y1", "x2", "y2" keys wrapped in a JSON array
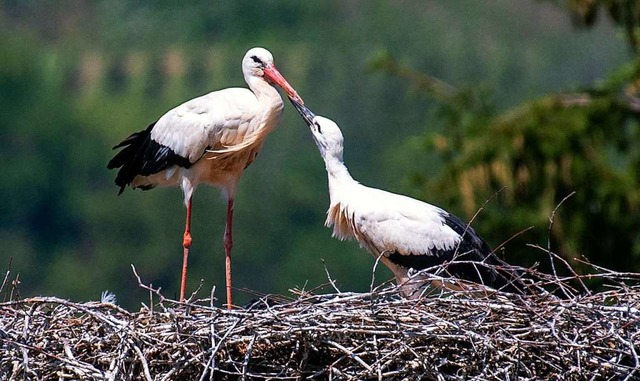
[{"x1": 289, "y1": 99, "x2": 527, "y2": 297}]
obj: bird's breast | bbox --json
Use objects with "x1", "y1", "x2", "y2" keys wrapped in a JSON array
[
  {"x1": 196, "y1": 146, "x2": 259, "y2": 184},
  {"x1": 326, "y1": 203, "x2": 350, "y2": 239}
]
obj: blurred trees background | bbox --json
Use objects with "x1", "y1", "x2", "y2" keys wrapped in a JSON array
[
  {"x1": 376, "y1": 0, "x2": 640, "y2": 275},
  {"x1": 1, "y1": 1, "x2": 638, "y2": 309}
]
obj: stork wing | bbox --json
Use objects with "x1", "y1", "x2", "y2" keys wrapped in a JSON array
[
  {"x1": 150, "y1": 88, "x2": 259, "y2": 163},
  {"x1": 349, "y1": 187, "x2": 465, "y2": 259},
  {"x1": 108, "y1": 88, "x2": 262, "y2": 192},
  {"x1": 346, "y1": 186, "x2": 526, "y2": 292}
]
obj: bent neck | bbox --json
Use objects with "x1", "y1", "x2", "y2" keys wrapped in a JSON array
[
  {"x1": 245, "y1": 75, "x2": 285, "y2": 138},
  {"x1": 324, "y1": 155, "x2": 357, "y2": 203},
  {"x1": 246, "y1": 76, "x2": 284, "y2": 108}
]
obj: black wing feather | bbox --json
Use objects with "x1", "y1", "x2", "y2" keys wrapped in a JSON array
[
  {"x1": 107, "y1": 122, "x2": 192, "y2": 195},
  {"x1": 387, "y1": 212, "x2": 528, "y2": 295}
]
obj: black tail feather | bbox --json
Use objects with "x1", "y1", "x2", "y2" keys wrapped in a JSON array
[
  {"x1": 107, "y1": 123, "x2": 156, "y2": 194},
  {"x1": 108, "y1": 122, "x2": 194, "y2": 194},
  {"x1": 386, "y1": 211, "x2": 532, "y2": 295}
]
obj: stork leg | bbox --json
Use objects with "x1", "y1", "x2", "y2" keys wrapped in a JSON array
[
  {"x1": 224, "y1": 197, "x2": 234, "y2": 310},
  {"x1": 180, "y1": 196, "x2": 193, "y2": 302}
]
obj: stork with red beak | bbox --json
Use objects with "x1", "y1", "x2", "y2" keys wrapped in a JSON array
[{"x1": 108, "y1": 47, "x2": 303, "y2": 308}]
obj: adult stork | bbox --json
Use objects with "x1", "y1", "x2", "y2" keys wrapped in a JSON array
[
  {"x1": 107, "y1": 47, "x2": 303, "y2": 308},
  {"x1": 289, "y1": 99, "x2": 527, "y2": 297}
]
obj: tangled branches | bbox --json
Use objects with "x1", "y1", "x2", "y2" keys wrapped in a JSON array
[{"x1": 1, "y1": 262, "x2": 639, "y2": 380}]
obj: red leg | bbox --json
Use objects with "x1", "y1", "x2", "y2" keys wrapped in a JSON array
[
  {"x1": 180, "y1": 197, "x2": 193, "y2": 302},
  {"x1": 224, "y1": 198, "x2": 234, "y2": 310}
]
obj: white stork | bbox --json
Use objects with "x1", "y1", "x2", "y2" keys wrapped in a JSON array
[
  {"x1": 107, "y1": 47, "x2": 303, "y2": 308},
  {"x1": 289, "y1": 99, "x2": 527, "y2": 297}
]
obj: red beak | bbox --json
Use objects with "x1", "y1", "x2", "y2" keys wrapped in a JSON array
[{"x1": 263, "y1": 63, "x2": 304, "y2": 104}]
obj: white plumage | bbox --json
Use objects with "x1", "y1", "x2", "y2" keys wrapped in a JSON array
[
  {"x1": 289, "y1": 99, "x2": 526, "y2": 297},
  {"x1": 108, "y1": 47, "x2": 302, "y2": 308}
]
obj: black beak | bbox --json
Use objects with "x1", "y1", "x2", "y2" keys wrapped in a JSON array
[{"x1": 288, "y1": 96, "x2": 316, "y2": 126}]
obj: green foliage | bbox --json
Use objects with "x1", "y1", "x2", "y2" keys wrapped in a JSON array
[
  {"x1": 376, "y1": 35, "x2": 640, "y2": 273},
  {"x1": 1, "y1": 1, "x2": 637, "y2": 308},
  {"x1": 552, "y1": 0, "x2": 640, "y2": 52}
]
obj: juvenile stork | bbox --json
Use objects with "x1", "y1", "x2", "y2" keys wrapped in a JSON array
[
  {"x1": 108, "y1": 47, "x2": 303, "y2": 308},
  {"x1": 289, "y1": 99, "x2": 527, "y2": 297}
]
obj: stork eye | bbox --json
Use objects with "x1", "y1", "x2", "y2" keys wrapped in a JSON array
[{"x1": 250, "y1": 55, "x2": 263, "y2": 65}]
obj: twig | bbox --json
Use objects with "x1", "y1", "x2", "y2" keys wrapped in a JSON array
[
  {"x1": 241, "y1": 334, "x2": 257, "y2": 380},
  {"x1": 187, "y1": 278, "x2": 205, "y2": 303},
  {"x1": 370, "y1": 253, "x2": 384, "y2": 295},
  {"x1": 324, "y1": 340, "x2": 373, "y2": 372},
  {"x1": 1, "y1": 262, "x2": 11, "y2": 297},
  {"x1": 130, "y1": 339, "x2": 153, "y2": 381},
  {"x1": 545, "y1": 192, "x2": 582, "y2": 298},
  {"x1": 131, "y1": 264, "x2": 169, "y2": 305},
  {"x1": 491, "y1": 226, "x2": 535, "y2": 255},
  {"x1": 455, "y1": 187, "x2": 506, "y2": 258},
  {"x1": 322, "y1": 259, "x2": 341, "y2": 293}
]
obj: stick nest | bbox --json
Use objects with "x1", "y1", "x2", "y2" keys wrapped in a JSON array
[{"x1": 1, "y1": 264, "x2": 639, "y2": 380}]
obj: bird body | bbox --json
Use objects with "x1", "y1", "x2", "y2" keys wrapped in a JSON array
[
  {"x1": 289, "y1": 99, "x2": 526, "y2": 297},
  {"x1": 328, "y1": 182, "x2": 463, "y2": 259},
  {"x1": 114, "y1": 87, "x2": 282, "y2": 200},
  {"x1": 108, "y1": 47, "x2": 302, "y2": 307}
]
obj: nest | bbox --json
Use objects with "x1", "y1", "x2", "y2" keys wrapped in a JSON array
[{"x1": 1, "y1": 262, "x2": 639, "y2": 381}]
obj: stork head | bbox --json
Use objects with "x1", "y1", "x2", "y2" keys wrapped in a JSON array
[
  {"x1": 242, "y1": 47, "x2": 303, "y2": 103},
  {"x1": 289, "y1": 98, "x2": 344, "y2": 161}
]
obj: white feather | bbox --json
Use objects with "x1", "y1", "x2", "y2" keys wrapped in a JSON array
[
  {"x1": 150, "y1": 88, "x2": 260, "y2": 163},
  {"x1": 331, "y1": 181, "x2": 461, "y2": 256}
]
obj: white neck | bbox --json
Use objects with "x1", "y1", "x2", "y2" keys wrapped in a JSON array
[
  {"x1": 246, "y1": 76, "x2": 283, "y2": 107},
  {"x1": 245, "y1": 75, "x2": 284, "y2": 137},
  {"x1": 324, "y1": 155, "x2": 357, "y2": 205}
]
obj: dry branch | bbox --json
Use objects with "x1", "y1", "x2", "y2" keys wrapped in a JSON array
[{"x1": 1, "y1": 264, "x2": 639, "y2": 380}]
